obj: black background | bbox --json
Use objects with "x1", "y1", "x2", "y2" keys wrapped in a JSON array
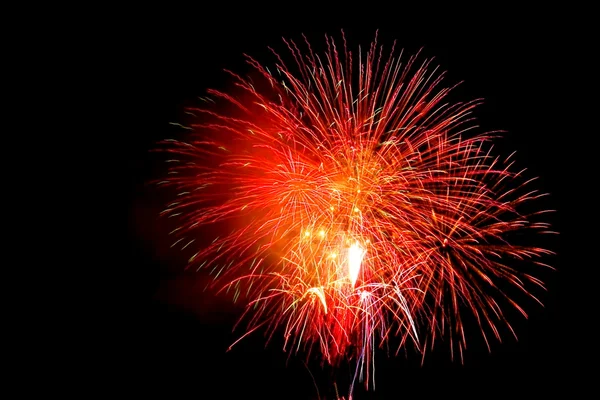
[{"x1": 123, "y1": 6, "x2": 585, "y2": 399}]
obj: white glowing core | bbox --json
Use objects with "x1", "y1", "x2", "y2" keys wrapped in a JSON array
[{"x1": 347, "y1": 242, "x2": 366, "y2": 287}]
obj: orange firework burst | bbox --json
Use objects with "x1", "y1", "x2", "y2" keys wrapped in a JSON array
[{"x1": 157, "y1": 32, "x2": 554, "y2": 391}]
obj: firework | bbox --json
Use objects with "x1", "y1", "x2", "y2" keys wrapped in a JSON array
[{"x1": 157, "y1": 32, "x2": 554, "y2": 391}]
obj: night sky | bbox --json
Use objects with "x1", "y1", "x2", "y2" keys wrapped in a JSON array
[{"x1": 123, "y1": 7, "x2": 583, "y2": 399}]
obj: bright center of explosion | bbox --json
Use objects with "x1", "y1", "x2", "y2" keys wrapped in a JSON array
[{"x1": 347, "y1": 241, "x2": 366, "y2": 287}]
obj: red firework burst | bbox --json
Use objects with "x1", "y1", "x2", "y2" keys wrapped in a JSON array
[{"x1": 156, "y1": 32, "x2": 554, "y2": 392}]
